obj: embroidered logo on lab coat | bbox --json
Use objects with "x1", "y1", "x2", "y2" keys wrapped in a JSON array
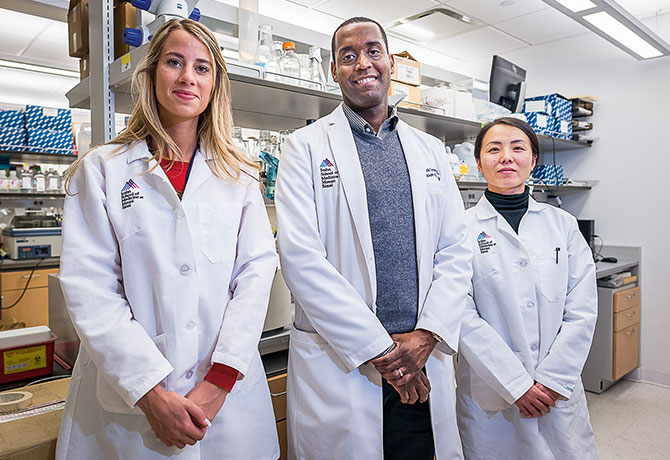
[
  {"x1": 477, "y1": 231, "x2": 496, "y2": 254},
  {"x1": 121, "y1": 179, "x2": 144, "y2": 209},
  {"x1": 320, "y1": 158, "x2": 339, "y2": 188},
  {"x1": 425, "y1": 167, "x2": 441, "y2": 181}
]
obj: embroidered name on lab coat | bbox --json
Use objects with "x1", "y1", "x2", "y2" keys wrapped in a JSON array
[
  {"x1": 477, "y1": 231, "x2": 496, "y2": 254},
  {"x1": 319, "y1": 158, "x2": 339, "y2": 188},
  {"x1": 121, "y1": 179, "x2": 144, "y2": 209},
  {"x1": 426, "y1": 167, "x2": 441, "y2": 181}
]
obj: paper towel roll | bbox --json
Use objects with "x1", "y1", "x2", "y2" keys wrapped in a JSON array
[{"x1": 0, "y1": 391, "x2": 33, "y2": 414}]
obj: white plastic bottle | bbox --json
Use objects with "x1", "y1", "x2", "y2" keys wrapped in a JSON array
[
  {"x1": 0, "y1": 170, "x2": 7, "y2": 190},
  {"x1": 33, "y1": 166, "x2": 46, "y2": 192},
  {"x1": 8, "y1": 169, "x2": 19, "y2": 192},
  {"x1": 47, "y1": 169, "x2": 61, "y2": 192},
  {"x1": 279, "y1": 41, "x2": 300, "y2": 85},
  {"x1": 19, "y1": 166, "x2": 34, "y2": 193}
]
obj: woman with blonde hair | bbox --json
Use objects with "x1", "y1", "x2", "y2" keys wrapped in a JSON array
[{"x1": 56, "y1": 18, "x2": 279, "y2": 459}]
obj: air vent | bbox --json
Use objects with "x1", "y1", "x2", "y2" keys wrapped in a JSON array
[{"x1": 387, "y1": 8, "x2": 483, "y2": 44}]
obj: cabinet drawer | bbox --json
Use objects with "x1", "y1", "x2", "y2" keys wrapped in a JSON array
[
  {"x1": 0, "y1": 286, "x2": 49, "y2": 328},
  {"x1": 277, "y1": 419, "x2": 287, "y2": 460},
  {"x1": 613, "y1": 323, "x2": 639, "y2": 380},
  {"x1": 1, "y1": 268, "x2": 59, "y2": 292},
  {"x1": 613, "y1": 287, "x2": 640, "y2": 313},
  {"x1": 268, "y1": 373, "x2": 287, "y2": 422},
  {"x1": 614, "y1": 305, "x2": 639, "y2": 332}
]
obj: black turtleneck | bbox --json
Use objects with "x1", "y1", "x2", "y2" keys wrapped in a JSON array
[{"x1": 485, "y1": 186, "x2": 530, "y2": 234}]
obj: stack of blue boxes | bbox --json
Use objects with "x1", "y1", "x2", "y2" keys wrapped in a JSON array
[
  {"x1": 522, "y1": 93, "x2": 573, "y2": 140},
  {"x1": 0, "y1": 106, "x2": 74, "y2": 154},
  {"x1": 25, "y1": 105, "x2": 74, "y2": 154},
  {"x1": 0, "y1": 109, "x2": 27, "y2": 152}
]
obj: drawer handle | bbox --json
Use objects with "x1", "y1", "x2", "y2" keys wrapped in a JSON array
[
  {"x1": 22, "y1": 274, "x2": 40, "y2": 278},
  {"x1": 625, "y1": 293, "x2": 636, "y2": 299},
  {"x1": 271, "y1": 390, "x2": 287, "y2": 397},
  {"x1": 625, "y1": 311, "x2": 637, "y2": 318},
  {"x1": 625, "y1": 329, "x2": 636, "y2": 336}
]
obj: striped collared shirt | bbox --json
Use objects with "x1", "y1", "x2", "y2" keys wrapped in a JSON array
[{"x1": 342, "y1": 103, "x2": 399, "y2": 140}]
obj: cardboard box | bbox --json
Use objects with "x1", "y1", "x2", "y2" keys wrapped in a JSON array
[
  {"x1": 25, "y1": 106, "x2": 72, "y2": 131},
  {"x1": 27, "y1": 129, "x2": 74, "y2": 155},
  {"x1": 0, "y1": 110, "x2": 24, "y2": 128},
  {"x1": 79, "y1": 55, "x2": 89, "y2": 80},
  {"x1": 114, "y1": 2, "x2": 137, "y2": 60},
  {"x1": 522, "y1": 112, "x2": 554, "y2": 137},
  {"x1": 391, "y1": 51, "x2": 421, "y2": 86},
  {"x1": 0, "y1": 377, "x2": 70, "y2": 460},
  {"x1": 389, "y1": 81, "x2": 421, "y2": 107},
  {"x1": 523, "y1": 93, "x2": 572, "y2": 122},
  {"x1": 0, "y1": 127, "x2": 27, "y2": 152},
  {"x1": 67, "y1": 0, "x2": 88, "y2": 58}
]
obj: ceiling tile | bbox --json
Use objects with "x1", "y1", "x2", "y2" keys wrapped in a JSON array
[
  {"x1": 0, "y1": 8, "x2": 51, "y2": 36},
  {"x1": 427, "y1": 26, "x2": 527, "y2": 60},
  {"x1": 615, "y1": 0, "x2": 670, "y2": 19},
  {"x1": 437, "y1": 0, "x2": 549, "y2": 24},
  {"x1": 21, "y1": 38, "x2": 76, "y2": 70},
  {"x1": 388, "y1": 36, "x2": 464, "y2": 68},
  {"x1": 259, "y1": 0, "x2": 308, "y2": 20},
  {"x1": 290, "y1": 0, "x2": 329, "y2": 6},
  {"x1": 0, "y1": 32, "x2": 36, "y2": 56},
  {"x1": 290, "y1": 9, "x2": 345, "y2": 35},
  {"x1": 39, "y1": 20, "x2": 69, "y2": 42},
  {"x1": 315, "y1": 0, "x2": 440, "y2": 26},
  {"x1": 0, "y1": 68, "x2": 73, "y2": 108},
  {"x1": 495, "y1": 7, "x2": 587, "y2": 44}
]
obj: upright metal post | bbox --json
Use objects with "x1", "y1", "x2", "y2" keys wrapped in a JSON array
[{"x1": 89, "y1": 0, "x2": 115, "y2": 146}]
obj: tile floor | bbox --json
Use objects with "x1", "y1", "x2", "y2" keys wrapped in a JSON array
[{"x1": 586, "y1": 380, "x2": 670, "y2": 459}]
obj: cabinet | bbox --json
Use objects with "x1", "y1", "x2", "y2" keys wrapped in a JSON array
[
  {"x1": 268, "y1": 372, "x2": 288, "y2": 460},
  {"x1": 583, "y1": 247, "x2": 641, "y2": 393},
  {"x1": 0, "y1": 268, "x2": 59, "y2": 328}
]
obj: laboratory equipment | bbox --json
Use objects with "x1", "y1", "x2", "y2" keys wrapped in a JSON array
[
  {"x1": 46, "y1": 169, "x2": 61, "y2": 192},
  {"x1": 255, "y1": 24, "x2": 274, "y2": 67},
  {"x1": 0, "y1": 170, "x2": 7, "y2": 190},
  {"x1": 122, "y1": 0, "x2": 201, "y2": 49},
  {"x1": 489, "y1": 55, "x2": 526, "y2": 113},
  {"x1": 264, "y1": 41, "x2": 283, "y2": 82},
  {"x1": 279, "y1": 42, "x2": 300, "y2": 84},
  {"x1": 1, "y1": 213, "x2": 62, "y2": 260},
  {"x1": 308, "y1": 46, "x2": 328, "y2": 91},
  {"x1": 232, "y1": 127, "x2": 251, "y2": 159},
  {"x1": 33, "y1": 166, "x2": 46, "y2": 193},
  {"x1": 8, "y1": 169, "x2": 19, "y2": 192},
  {"x1": 19, "y1": 167, "x2": 33, "y2": 193},
  {"x1": 259, "y1": 150, "x2": 279, "y2": 200}
]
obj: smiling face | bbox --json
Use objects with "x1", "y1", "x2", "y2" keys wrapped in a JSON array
[
  {"x1": 478, "y1": 124, "x2": 537, "y2": 195},
  {"x1": 155, "y1": 29, "x2": 214, "y2": 127},
  {"x1": 330, "y1": 22, "x2": 394, "y2": 113}
]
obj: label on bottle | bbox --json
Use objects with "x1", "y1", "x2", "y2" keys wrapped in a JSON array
[
  {"x1": 9, "y1": 179, "x2": 19, "y2": 190},
  {"x1": 21, "y1": 176, "x2": 32, "y2": 189},
  {"x1": 35, "y1": 177, "x2": 46, "y2": 192},
  {"x1": 48, "y1": 177, "x2": 60, "y2": 191}
]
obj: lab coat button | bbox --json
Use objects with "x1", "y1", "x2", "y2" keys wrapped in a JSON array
[
  {"x1": 180, "y1": 264, "x2": 190, "y2": 274},
  {"x1": 519, "y1": 259, "x2": 528, "y2": 267},
  {"x1": 186, "y1": 370, "x2": 194, "y2": 379},
  {"x1": 187, "y1": 321, "x2": 195, "y2": 330},
  {"x1": 530, "y1": 344, "x2": 538, "y2": 351},
  {"x1": 527, "y1": 302, "x2": 535, "y2": 309}
]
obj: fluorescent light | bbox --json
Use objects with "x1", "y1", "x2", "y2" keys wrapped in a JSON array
[
  {"x1": 553, "y1": 0, "x2": 597, "y2": 12},
  {"x1": 583, "y1": 11, "x2": 664, "y2": 58},
  {"x1": 0, "y1": 59, "x2": 79, "y2": 79},
  {"x1": 390, "y1": 22, "x2": 436, "y2": 42}
]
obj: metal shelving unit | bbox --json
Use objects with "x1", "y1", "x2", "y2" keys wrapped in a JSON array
[
  {"x1": 0, "y1": 150, "x2": 78, "y2": 165},
  {"x1": 456, "y1": 179, "x2": 596, "y2": 193},
  {"x1": 0, "y1": 192, "x2": 65, "y2": 208}
]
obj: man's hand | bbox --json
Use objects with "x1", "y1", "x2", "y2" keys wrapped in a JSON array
[
  {"x1": 185, "y1": 380, "x2": 229, "y2": 423},
  {"x1": 371, "y1": 329, "x2": 438, "y2": 386},
  {"x1": 136, "y1": 385, "x2": 208, "y2": 449},
  {"x1": 389, "y1": 369, "x2": 432, "y2": 405},
  {"x1": 514, "y1": 383, "x2": 556, "y2": 418}
]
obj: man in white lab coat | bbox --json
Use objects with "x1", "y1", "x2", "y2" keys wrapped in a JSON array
[{"x1": 275, "y1": 17, "x2": 472, "y2": 460}]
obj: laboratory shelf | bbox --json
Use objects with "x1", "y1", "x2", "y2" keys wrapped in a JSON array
[
  {"x1": 455, "y1": 179, "x2": 596, "y2": 193},
  {"x1": 0, "y1": 150, "x2": 78, "y2": 165},
  {"x1": 0, "y1": 192, "x2": 65, "y2": 208},
  {"x1": 537, "y1": 135, "x2": 592, "y2": 151}
]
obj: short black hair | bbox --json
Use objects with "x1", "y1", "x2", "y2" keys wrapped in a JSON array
[
  {"x1": 331, "y1": 17, "x2": 389, "y2": 65},
  {"x1": 474, "y1": 117, "x2": 541, "y2": 161}
]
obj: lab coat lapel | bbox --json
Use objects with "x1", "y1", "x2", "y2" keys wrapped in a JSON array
[
  {"x1": 326, "y1": 105, "x2": 376, "y2": 294},
  {"x1": 396, "y1": 122, "x2": 427, "y2": 289},
  {"x1": 126, "y1": 142, "x2": 182, "y2": 212},
  {"x1": 182, "y1": 149, "x2": 210, "y2": 199}
]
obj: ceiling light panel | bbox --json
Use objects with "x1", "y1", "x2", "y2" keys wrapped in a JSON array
[
  {"x1": 388, "y1": 9, "x2": 482, "y2": 43},
  {"x1": 584, "y1": 10, "x2": 664, "y2": 58}
]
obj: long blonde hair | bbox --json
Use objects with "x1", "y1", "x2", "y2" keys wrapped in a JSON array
[{"x1": 65, "y1": 18, "x2": 256, "y2": 191}]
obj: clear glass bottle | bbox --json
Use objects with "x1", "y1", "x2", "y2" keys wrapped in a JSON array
[
  {"x1": 308, "y1": 46, "x2": 327, "y2": 91},
  {"x1": 33, "y1": 166, "x2": 46, "y2": 192},
  {"x1": 279, "y1": 41, "x2": 300, "y2": 85},
  {"x1": 255, "y1": 24, "x2": 274, "y2": 67},
  {"x1": 232, "y1": 127, "x2": 250, "y2": 158},
  {"x1": 265, "y1": 41, "x2": 283, "y2": 82},
  {"x1": 46, "y1": 168, "x2": 61, "y2": 192},
  {"x1": 19, "y1": 166, "x2": 34, "y2": 193},
  {"x1": 8, "y1": 169, "x2": 19, "y2": 192}
]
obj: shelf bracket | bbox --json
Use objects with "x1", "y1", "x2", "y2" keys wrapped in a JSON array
[{"x1": 89, "y1": 0, "x2": 116, "y2": 146}]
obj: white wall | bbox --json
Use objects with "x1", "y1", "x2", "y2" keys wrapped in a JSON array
[{"x1": 450, "y1": 13, "x2": 670, "y2": 386}]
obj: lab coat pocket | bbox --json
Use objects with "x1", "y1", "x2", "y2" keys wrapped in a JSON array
[
  {"x1": 95, "y1": 333, "x2": 167, "y2": 415},
  {"x1": 198, "y1": 202, "x2": 241, "y2": 264},
  {"x1": 538, "y1": 249, "x2": 568, "y2": 302}
]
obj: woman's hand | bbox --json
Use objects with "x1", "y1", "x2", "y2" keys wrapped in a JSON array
[
  {"x1": 186, "y1": 380, "x2": 229, "y2": 423},
  {"x1": 514, "y1": 383, "x2": 556, "y2": 418},
  {"x1": 136, "y1": 385, "x2": 208, "y2": 449}
]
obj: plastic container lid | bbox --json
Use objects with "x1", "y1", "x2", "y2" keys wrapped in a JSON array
[{"x1": 282, "y1": 41, "x2": 296, "y2": 50}]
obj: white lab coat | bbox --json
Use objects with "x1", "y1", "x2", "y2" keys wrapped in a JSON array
[
  {"x1": 275, "y1": 104, "x2": 473, "y2": 460},
  {"x1": 456, "y1": 194, "x2": 598, "y2": 460},
  {"x1": 56, "y1": 141, "x2": 280, "y2": 460}
]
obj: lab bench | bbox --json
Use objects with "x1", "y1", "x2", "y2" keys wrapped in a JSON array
[{"x1": 583, "y1": 245, "x2": 642, "y2": 393}]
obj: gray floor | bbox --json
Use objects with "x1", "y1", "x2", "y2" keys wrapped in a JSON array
[{"x1": 586, "y1": 380, "x2": 670, "y2": 459}]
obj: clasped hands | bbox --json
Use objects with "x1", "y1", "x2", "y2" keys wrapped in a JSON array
[
  {"x1": 136, "y1": 380, "x2": 228, "y2": 449},
  {"x1": 514, "y1": 382, "x2": 561, "y2": 418},
  {"x1": 370, "y1": 329, "x2": 438, "y2": 405}
]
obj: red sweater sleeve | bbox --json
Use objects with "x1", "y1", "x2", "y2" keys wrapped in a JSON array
[{"x1": 204, "y1": 364, "x2": 239, "y2": 392}]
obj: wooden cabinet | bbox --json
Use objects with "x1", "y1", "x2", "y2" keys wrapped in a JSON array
[
  {"x1": 268, "y1": 372, "x2": 287, "y2": 460},
  {"x1": 0, "y1": 268, "x2": 59, "y2": 329}
]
